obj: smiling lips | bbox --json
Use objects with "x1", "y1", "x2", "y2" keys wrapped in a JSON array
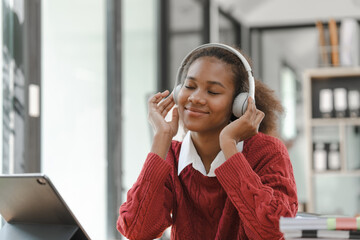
[{"x1": 184, "y1": 106, "x2": 209, "y2": 117}]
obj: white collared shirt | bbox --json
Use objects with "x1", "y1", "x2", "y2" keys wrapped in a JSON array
[{"x1": 178, "y1": 131, "x2": 244, "y2": 177}]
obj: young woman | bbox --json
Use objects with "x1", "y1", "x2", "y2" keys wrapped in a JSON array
[{"x1": 117, "y1": 44, "x2": 298, "y2": 240}]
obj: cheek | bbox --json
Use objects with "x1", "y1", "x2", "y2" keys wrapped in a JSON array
[{"x1": 214, "y1": 99, "x2": 233, "y2": 118}]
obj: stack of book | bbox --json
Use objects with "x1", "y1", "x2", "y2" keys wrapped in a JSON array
[{"x1": 280, "y1": 215, "x2": 360, "y2": 239}]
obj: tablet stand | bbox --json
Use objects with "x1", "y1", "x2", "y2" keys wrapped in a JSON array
[{"x1": 0, "y1": 222, "x2": 79, "y2": 240}]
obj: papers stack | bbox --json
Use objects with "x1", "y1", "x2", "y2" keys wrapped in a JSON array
[{"x1": 280, "y1": 215, "x2": 360, "y2": 239}]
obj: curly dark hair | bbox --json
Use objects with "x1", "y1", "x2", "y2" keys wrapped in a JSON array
[{"x1": 181, "y1": 45, "x2": 284, "y2": 137}]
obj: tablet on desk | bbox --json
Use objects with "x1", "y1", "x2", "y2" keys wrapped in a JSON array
[{"x1": 0, "y1": 174, "x2": 90, "y2": 240}]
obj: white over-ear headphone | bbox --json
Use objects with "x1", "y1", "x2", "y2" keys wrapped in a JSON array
[{"x1": 173, "y1": 43, "x2": 255, "y2": 118}]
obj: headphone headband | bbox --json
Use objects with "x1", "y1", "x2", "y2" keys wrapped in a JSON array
[{"x1": 176, "y1": 43, "x2": 255, "y2": 100}]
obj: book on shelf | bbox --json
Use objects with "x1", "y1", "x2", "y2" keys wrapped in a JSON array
[
  {"x1": 283, "y1": 229, "x2": 360, "y2": 239},
  {"x1": 316, "y1": 21, "x2": 329, "y2": 66},
  {"x1": 329, "y1": 18, "x2": 340, "y2": 66},
  {"x1": 280, "y1": 215, "x2": 360, "y2": 239},
  {"x1": 280, "y1": 216, "x2": 360, "y2": 231}
]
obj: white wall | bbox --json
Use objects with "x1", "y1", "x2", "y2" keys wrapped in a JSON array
[{"x1": 41, "y1": 0, "x2": 106, "y2": 239}]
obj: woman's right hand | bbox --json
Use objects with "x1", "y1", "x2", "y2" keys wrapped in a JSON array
[{"x1": 148, "y1": 90, "x2": 179, "y2": 140}]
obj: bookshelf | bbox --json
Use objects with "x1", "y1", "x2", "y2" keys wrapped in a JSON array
[{"x1": 304, "y1": 67, "x2": 360, "y2": 215}]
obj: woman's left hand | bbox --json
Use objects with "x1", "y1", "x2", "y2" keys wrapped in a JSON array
[{"x1": 219, "y1": 97, "x2": 265, "y2": 158}]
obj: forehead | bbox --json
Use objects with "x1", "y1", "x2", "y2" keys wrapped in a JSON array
[{"x1": 186, "y1": 56, "x2": 235, "y2": 85}]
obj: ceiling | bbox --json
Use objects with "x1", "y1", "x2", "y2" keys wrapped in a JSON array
[{"x1": 217, "y1": 0, "x2": 360, "y2": 27}]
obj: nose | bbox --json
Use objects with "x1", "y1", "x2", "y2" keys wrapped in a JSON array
[{"x1": 188, "y1": 90, "x2": 206, "y2": 105}]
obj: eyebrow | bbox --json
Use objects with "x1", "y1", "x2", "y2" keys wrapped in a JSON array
[{"x1": 186, "y1": 76, "x2": 226, "y2": 89}]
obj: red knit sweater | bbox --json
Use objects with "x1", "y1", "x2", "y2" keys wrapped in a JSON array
[{"x1": 117, "y1": 132, "x2": 298, "y2": 240}]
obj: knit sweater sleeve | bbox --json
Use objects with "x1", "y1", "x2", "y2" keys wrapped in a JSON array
[
  {"x1": 215, "y1": 134, "x2": 298, "y2": 240},
  {"x1": 117, "y1": 152, "x2": 173, "y2": 240}
]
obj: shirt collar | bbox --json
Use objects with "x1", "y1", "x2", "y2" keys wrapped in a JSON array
[{"x1": 178, "y1": 131, "x2": 243, "y2": 177}]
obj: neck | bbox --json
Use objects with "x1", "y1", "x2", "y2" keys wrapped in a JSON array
[{"x1": 190, "y1": 131, "x2": 222, "y2": 173}]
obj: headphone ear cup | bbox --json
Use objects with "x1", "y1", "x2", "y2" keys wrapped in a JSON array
[
  {"x1": 173, "y1": 84, "x2": 182, "y2": 105},
  {"x1": 232, "y1": 92, "x2": 249, "y2": 118}
]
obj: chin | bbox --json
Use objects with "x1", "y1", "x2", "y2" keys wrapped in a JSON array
[
  {"x1": 183, "y1": 121, "x2": 216, "y2": 133},
  {"x1": 183, "y1": 119, "x2": 229, "y2": 134},
  {"x1": 182, "y1": 119, "x2": 205, "y2": 130},
  {"x1": 182, "y1": 124, "x2": 203, "y2": 133}
]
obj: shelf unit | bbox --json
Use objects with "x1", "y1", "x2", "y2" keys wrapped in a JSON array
[{"x1": 304, "y1": 67, "x2": 360, "y2": 215}]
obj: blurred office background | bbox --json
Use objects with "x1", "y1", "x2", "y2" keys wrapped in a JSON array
[{"x1": 1, "y1": 0, "x2": 360, "y2": 239}]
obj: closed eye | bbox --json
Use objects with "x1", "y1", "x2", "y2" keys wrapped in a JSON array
[
  {"x1": 208, "y1": 91, "x2": 220, "y2": 95},
  {"x1": 185, "y1": 85, "x2": 195, "y2": 90}
]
